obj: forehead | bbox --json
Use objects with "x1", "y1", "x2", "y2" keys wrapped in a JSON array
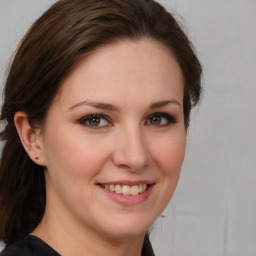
[{"x1": 54, "y1": 39, "x2": 184, "y2": 109}]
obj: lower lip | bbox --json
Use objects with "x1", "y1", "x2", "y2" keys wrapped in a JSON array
[{"x1": 99, "y1": 184, "x2": 154, "y2": 206}]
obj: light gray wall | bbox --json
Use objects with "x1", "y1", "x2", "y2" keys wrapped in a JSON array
[{"x1": 0, "y1": 1, "x2": 255, "y2": 256}]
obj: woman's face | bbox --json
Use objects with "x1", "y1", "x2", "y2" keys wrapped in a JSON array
[{"x1": 38, "y1": 40, "x2": 186, "y2": 242}]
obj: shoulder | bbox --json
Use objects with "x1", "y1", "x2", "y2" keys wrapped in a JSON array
[
  {"x1": 0, "y1": 239, "x2": 32, "y2": 256},
  {"x1": 0, "y1": 235, "x2": 59, "y2": 256}
]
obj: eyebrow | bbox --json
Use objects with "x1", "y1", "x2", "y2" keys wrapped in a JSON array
[
  {"x1": 149, "y1": 100, "x2": 181, "y2": 109},
  {"x1": 68, "y1": 99, "x2": 181, "y2": 111},
  {"x1": 68, "y1": 100, "x2": 119, "y2": 111}
]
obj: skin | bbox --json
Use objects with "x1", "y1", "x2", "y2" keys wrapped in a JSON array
[{"x1": 15, "y1": 39, "x2": 186, "y2": 256}]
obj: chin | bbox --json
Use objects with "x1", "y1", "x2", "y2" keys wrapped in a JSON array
[{"x1": 99, "y1": 214, "x2": 154, "y2": 241}]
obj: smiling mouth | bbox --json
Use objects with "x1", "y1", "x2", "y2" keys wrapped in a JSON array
[{"x1": 100, "y1": 184, "x2": 148, "y2": 196}]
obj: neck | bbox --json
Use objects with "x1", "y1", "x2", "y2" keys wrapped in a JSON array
[{"x1": 31, "y1": 207, "x2": 145, "y2": 256}]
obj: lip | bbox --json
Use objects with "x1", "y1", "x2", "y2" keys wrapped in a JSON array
[
  {"x1": 100, "y1": 180, "x2": 154, "y2": 186},
  {"x1": 98, "y1": 182, "x2": 155, "y2": 206}
]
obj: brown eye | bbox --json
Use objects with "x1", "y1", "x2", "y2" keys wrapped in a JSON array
[
  {"x1": 149, "y1": 116, "x2": 161, "y2": 125},
  {"x1": 79, "y1": 114, "x2": 111, "y2": 129},
  {"x1": 88, "y1": 117, "x2": 101, "y2": 126},
  {"x1": 145, "y1": 113, "x2": 176, "y2": 127}
]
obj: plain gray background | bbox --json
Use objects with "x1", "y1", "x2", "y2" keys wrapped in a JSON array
[{"x1": 0, "y1": 1, "x2": 255, "y2": 256}]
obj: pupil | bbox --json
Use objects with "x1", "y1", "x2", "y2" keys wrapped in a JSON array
[
  {"x1": 89, "y1": 117, "x2": 100, "y2": 126},
  {"x1": 151, "y1": 116, "x2": 161, "y2": 125}
]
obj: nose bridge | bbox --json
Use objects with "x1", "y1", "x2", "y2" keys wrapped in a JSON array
[{"x1": 112, "y1": 122, "x2": 150, "y2": 171}]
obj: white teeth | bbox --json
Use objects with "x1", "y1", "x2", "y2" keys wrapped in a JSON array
[
  {"x1": 138, "y1": 184, "x2": 143, "y2": 193},
  {"x1": 130, "y1": 185, "x2": 139, "y2": 196},
  {"x1": 122, "y1": 185, "x2": 131, "y2": 196},
  {"x1": 115, "y1": 185, "x2": 122, "y2": 194},
  {"x1": 103, "y1": 184, "x2": 148, "y2": 196}
]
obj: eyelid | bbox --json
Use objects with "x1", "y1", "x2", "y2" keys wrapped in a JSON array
[
  {"x1": 78, "y1": 113, "x2": 113, "y2": 129},
  {"x1": 145, "y1": 112, "x2": 177, "y2": 126}
]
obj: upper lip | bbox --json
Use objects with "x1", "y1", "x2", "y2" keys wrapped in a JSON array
[{"x1": 97, "y1": 180, "x2": 155, "y2": 186}]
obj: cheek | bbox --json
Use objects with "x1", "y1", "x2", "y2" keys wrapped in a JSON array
[
  {"x1": 42, "y1": 127, "x2": 111, "y2": 178},
  {"x1": 152, "y1": 132, "x2": 186, "y2": 175},
  {"x1": 43, "y1": 130, "x2": 104, "y2": 203},
  {"x1": 148, "y1": 131, "x2": 186, "y2": 216}
]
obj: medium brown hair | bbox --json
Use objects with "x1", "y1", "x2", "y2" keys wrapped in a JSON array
[{"x1": 0, "y1": 0, "x2": 202, "y2": 244}]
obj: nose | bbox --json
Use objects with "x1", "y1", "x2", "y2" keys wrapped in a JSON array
[{"x1": 112, "y1": 125, "x2": 150, "y2": 171}]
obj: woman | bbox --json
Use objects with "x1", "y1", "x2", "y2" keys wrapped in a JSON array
[{"x1": 0, "y1": 0, "x2": 202, "y2": 255}]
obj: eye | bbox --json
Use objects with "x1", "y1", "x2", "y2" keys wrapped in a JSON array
[
  {"x1": 79, "y1": 114, "x2": 112, "y2": 129},
  {"x1": 145, "y1": 113, "x2": 176, "y2": 127}
]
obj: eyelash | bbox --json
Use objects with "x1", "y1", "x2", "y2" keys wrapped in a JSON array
[
  {"x1": 78, "y1": 114, "x2": 112, "y2": 129},
  {"x1": 145, "y1": 112, "x2": 177, "y2": 127},
  {"x1": 78, "y1": 112, "x2": 176, "y2": 129}
]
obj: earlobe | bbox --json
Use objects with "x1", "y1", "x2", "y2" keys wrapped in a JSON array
[{"x1": 14, "y1": 111, "x2": 46, "y2": 166}]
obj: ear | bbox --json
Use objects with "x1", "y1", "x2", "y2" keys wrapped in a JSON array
[{"x1": 14, "y1": 111, "x2": 46, "y2": 166}]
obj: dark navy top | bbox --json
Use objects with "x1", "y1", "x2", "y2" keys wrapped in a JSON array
[
  {"x1": 0, "y1": 236, "x2": 60, "y2": 256},
  {"x1": 0, "y1": 235, "x2": 155, "y2": 256}
]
